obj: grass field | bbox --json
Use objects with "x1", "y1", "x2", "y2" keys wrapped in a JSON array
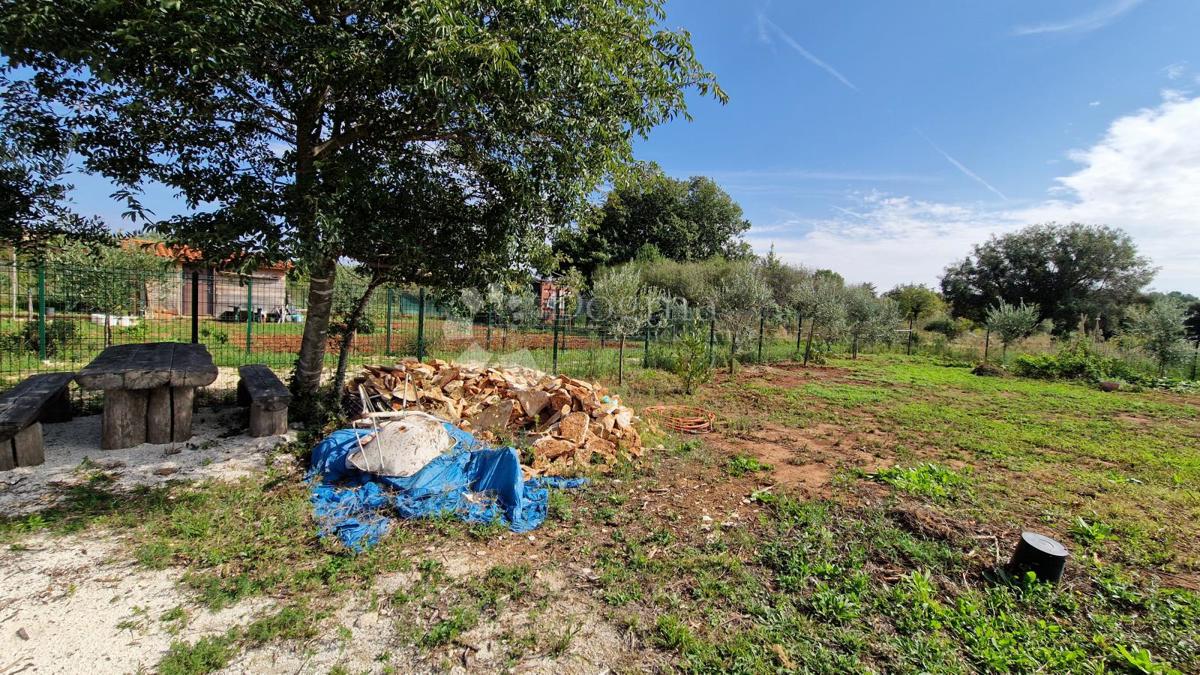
[{"x1": 2, "y1": 354, "x2": 1198, "y2": 672}]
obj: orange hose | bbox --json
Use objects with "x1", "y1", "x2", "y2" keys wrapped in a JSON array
[{"x1": 642, "y1": 405, "x2": 716, "y2": 434}]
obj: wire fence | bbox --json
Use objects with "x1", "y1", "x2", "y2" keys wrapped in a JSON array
[{"x1": 1, "y1": 260, "x2": 1194, "y2": 392}]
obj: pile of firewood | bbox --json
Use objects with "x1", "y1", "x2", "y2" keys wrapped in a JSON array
[{"x1": 344, "y1": 358, "x2": 642, "y2": 475}]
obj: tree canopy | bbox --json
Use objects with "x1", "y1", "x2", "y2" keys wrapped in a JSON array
[
  {"x1": 1, "y1": 0, "x2": 724, "y2": 396},
  {"x1": 940, "y1": 223, "x2": 1155, "y2": 334},
  {"x1": 552, "y1": 163, "x2": 751, "y2": 279}
]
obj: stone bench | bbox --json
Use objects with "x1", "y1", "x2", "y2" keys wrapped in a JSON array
[
  {"x1": 0, "y1": 372, "x2": 75, "y2": 470},
  {"x1": 237, "y1": 365, "x2": 291, "y2": 437}
]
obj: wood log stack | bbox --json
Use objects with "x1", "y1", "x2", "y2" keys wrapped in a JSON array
[{"x1": 344, "y1": 358, "x2": 642, "y2": 476}]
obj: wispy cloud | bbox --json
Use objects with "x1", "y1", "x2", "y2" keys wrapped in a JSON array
[
  {"x1": 756, "y1": 13, "x2": 858, "y2": 92},
  {"x1": 1163, "y1": 61, "x2": 1189, "y2": 80},
  {"x1": 915, "y1": 131, "x2": 1008, "y2": 201},
  {"x1": 690, "y1": 168, "x2": 940, "y2": 183},
  {"x1": 1012, "y1": 0, "x2": 1144, "y2": 36}
]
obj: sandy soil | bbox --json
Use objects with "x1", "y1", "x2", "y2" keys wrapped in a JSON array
[
  {"x1": 0, "y1": 406, "x2": 296, "y2": 517},
  {"x1": 0, "y1": 534, "x2": 275, "y2": 674}
]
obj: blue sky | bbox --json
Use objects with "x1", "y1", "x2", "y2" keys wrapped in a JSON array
[
  {"x1": 632, "y1": 0, "x2": 1200, "y2": 293},
  {"x1": 66, "y1": 0, "x2": 1200, "y2": 293}
]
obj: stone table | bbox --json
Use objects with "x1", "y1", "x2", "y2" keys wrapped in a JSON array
[{"x1": 76, "y1": 343, "x2": 218, "y2": 449}]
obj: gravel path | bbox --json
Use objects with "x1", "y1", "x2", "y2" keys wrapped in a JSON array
[{"x1": 0, "y1": 405, "x2": 296, "y2": 517}]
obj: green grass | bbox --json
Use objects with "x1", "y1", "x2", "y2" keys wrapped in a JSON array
[{"x1": 2, "y1": 351, "x2": 1198, "y2": 672}]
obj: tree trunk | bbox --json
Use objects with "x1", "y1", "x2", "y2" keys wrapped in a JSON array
[
  {"x1": 292, "y1": 256, "x2": 337, "y2": 396},
  {"x1": 332, "y1": 278, "x2": 382, "y2": 396},
  {"x1": 983, "y1": 328, "x2": 991, "y2": 363},
  {"x1": 1191, "y1": 340, "x2": 1198, "y2": 380},
  {"x1": 852, "y1": 335, "x2": 859, "y2": 360},
  {"x1": 803, "y1": 320, "x2": 817, "y2": 366},
  {"x1": 728, "y1": 334, "x2": 737, "y2": 375},
  {"x1": 907, "y1": 315, "x2": 915, "y2": 355}
]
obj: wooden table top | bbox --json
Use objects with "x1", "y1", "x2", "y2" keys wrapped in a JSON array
[{"x1": 75, "y1": 342, "x2": 219, "y2": 390}]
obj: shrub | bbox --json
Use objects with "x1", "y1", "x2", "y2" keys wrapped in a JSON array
[
  {"x1": 924, "y1": 316, "x2": 972, "y2": 340},
  {"x1": 672, "y1": 329, "x2": 712, "y2": 394},
  {"x1": 1010, "y1": 340, "x2": 1136, "y2": 382},
  {"x1": 14, "y1": 319, "x2": 77, "y2": 358}
]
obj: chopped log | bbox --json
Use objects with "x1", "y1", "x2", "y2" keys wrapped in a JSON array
[
  {"x1": 101, "y1": 389, "x2": 148, "y2": 450},
  {"x1": 171, "y1": 386, "x2": 195, "y2": 442},
  {"x1": 13, "y1": 422, "x2": 43, "y2": 467},
  {"x1": 146, "y1": 386, "x2": 173, "y2": 444},
  {"x1": 238, "y1": 365, "x2": 290, "y2": 437}
]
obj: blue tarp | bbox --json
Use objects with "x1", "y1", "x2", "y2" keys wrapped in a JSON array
[{"x1": 307, "y1": 424, "x2": 586, "y2": 551}]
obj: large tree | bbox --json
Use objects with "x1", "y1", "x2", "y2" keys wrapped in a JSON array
[
  {"x1": 1, "y1": 0, "x2": 723, "y2": 399},
  {"x1": 0, "y1": 76, "x2": 108, "y2": 254},
  {"x1": 941, "y1": 223, "x2": 1155, "y2": 334},
  {"x1": 553, "y1": 162, "x2": 751, "y2": 279}
]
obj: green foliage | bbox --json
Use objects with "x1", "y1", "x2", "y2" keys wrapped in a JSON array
[
  {"x1": 1069, "y1": 517, "x2": 1116, "y2": 546},
  {"x1": 633, "y1": 256, "x2": 737, "y2": 306},
  {"x1": 924, "y1": 316, "x2": 973, "y2": 340},
  {"x1": 553, "y1": 163, "x2": 751, "y2": 279},
  {"x1": 843, "y1": 284, "x2": 900, "y2": 358},
  {"x1": 885, "y1": 283, "x2": 945, "y2": 321},
  {"x1": 158, "y1": 634, "x2": 236, "y2": 675},
  {"x1": 1128, "y1": 299, "x2": 1188, "y2": 375},
  {"x1": 942, "y1": 223, "x2": 1155, "y2": 334},
  {"x1": 1011, "y1": 340, "x2": 1136, "y2": 382},
  {"x1": 716, "y1": 261, "x2": 773, "y2": 371},
  {"x1": 0, "y1": 110, "x2": 110, "y2": 254},
  {"x1": 672, "y1": 328, "x2": 713, "y2": 394},
  {"x1": 11, "y1": 318, "x2": 76, "y2": 357},
  {"x1": 2, "y1": 0, "x2": 724, "y2": 394},
  {"x1": 726, "y1": 454, "x2": 772, "y2": 477},
  {"x1": 986, "y1": 299, "x2": 1041, "y2": 356},
  {"x1": 867, "y1": 464, "x2": 971, "y2": 502}
]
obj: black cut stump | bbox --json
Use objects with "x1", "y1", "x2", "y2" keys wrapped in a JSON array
[{"x1": 1008, "y1": 531, "x2": 1069, "y2": 583}]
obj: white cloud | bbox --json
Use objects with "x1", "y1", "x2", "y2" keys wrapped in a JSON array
[
  {"x1": 1163, "y1": 61, "x2": 1189, "y2": 80},
  {"x1": 751, "y1": 94, "x2": 1200, "y2": 293},
  {"x1": 1012, "y1": 0, "x2": 1144, "y2": 36},
  {"x1": 1089, "y1": 100, "x2": 1102, "y2": 107}
]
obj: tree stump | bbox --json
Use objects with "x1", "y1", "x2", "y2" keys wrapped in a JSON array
[
  {"x1": 172, "y1": 387, "x2": 195, "y2": 442},
  {"x1": 101, "y1": 389, "x2": 148, "y2": 450},
  {"x1": 1009, "y1": 531, "x2": 1069, "y2": 583},
  {"x1": 146, "y1": 386, "x2": 173, "y2": 444},
  {"x1": 12, "y1": 423, "x2": 44, "y2": 467}
]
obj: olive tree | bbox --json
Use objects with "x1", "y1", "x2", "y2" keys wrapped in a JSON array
[
  {"x1": 716, "y1": 262, "x2": 773, "y2": 374},
  {"x1": 1129, "y1": 300, "x2": 1187, "y2": 376},
  {"x1": 792, "y1": 274, "x2": 846, "y2": 366},
  {"x1": 986, "y1": 300, "x2": 1040, "y2": 360},
  {"x1": 844, "y1": 285, "x2": 900, "y2": 359},
  {"x1": 591, "y1": 266, "x2": 653, "y2": 385}
]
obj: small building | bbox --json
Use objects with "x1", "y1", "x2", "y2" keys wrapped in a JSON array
[
  {"x1": 531, "y1": 278, "x2": 573, "y2": 320},
  {"x1": 128, "y1": 240, "x2": 292, "y2": 319}
]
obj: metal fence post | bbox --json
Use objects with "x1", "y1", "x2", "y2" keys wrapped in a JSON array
[
  {"x1": 708, "y1": 317, "x2": 716, "y2": 367},
  {"x1": 757, "y1": 311, "x2": 765, "y2": 363},
  {"x1": 552, "y1": 288, "x2": 561, "y2": 374},
  {"x1": 642, "y1": 323, "x2": 650, "y2": 368},
  {"x1": 190, "y1": 270, "x2": 199, "y2": 344},
  {"x1": 37, "y1": 261, "x2": 46, "y2": 360},
  {"x1": 485, "y1": 309, "x2": 492, "y2": 351},
  {"x1": 795, "y1": 311, "x2": 803, "y2": 355},
  {"x1": 416, "y1": 287, "x2": 426, "y2": 361},
  {"x1": 385, "y1": 286, "x2": 393, "y2": 356},
  {"x1": 245, "y1": 277, "x2": 253, "y2": 354}
]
